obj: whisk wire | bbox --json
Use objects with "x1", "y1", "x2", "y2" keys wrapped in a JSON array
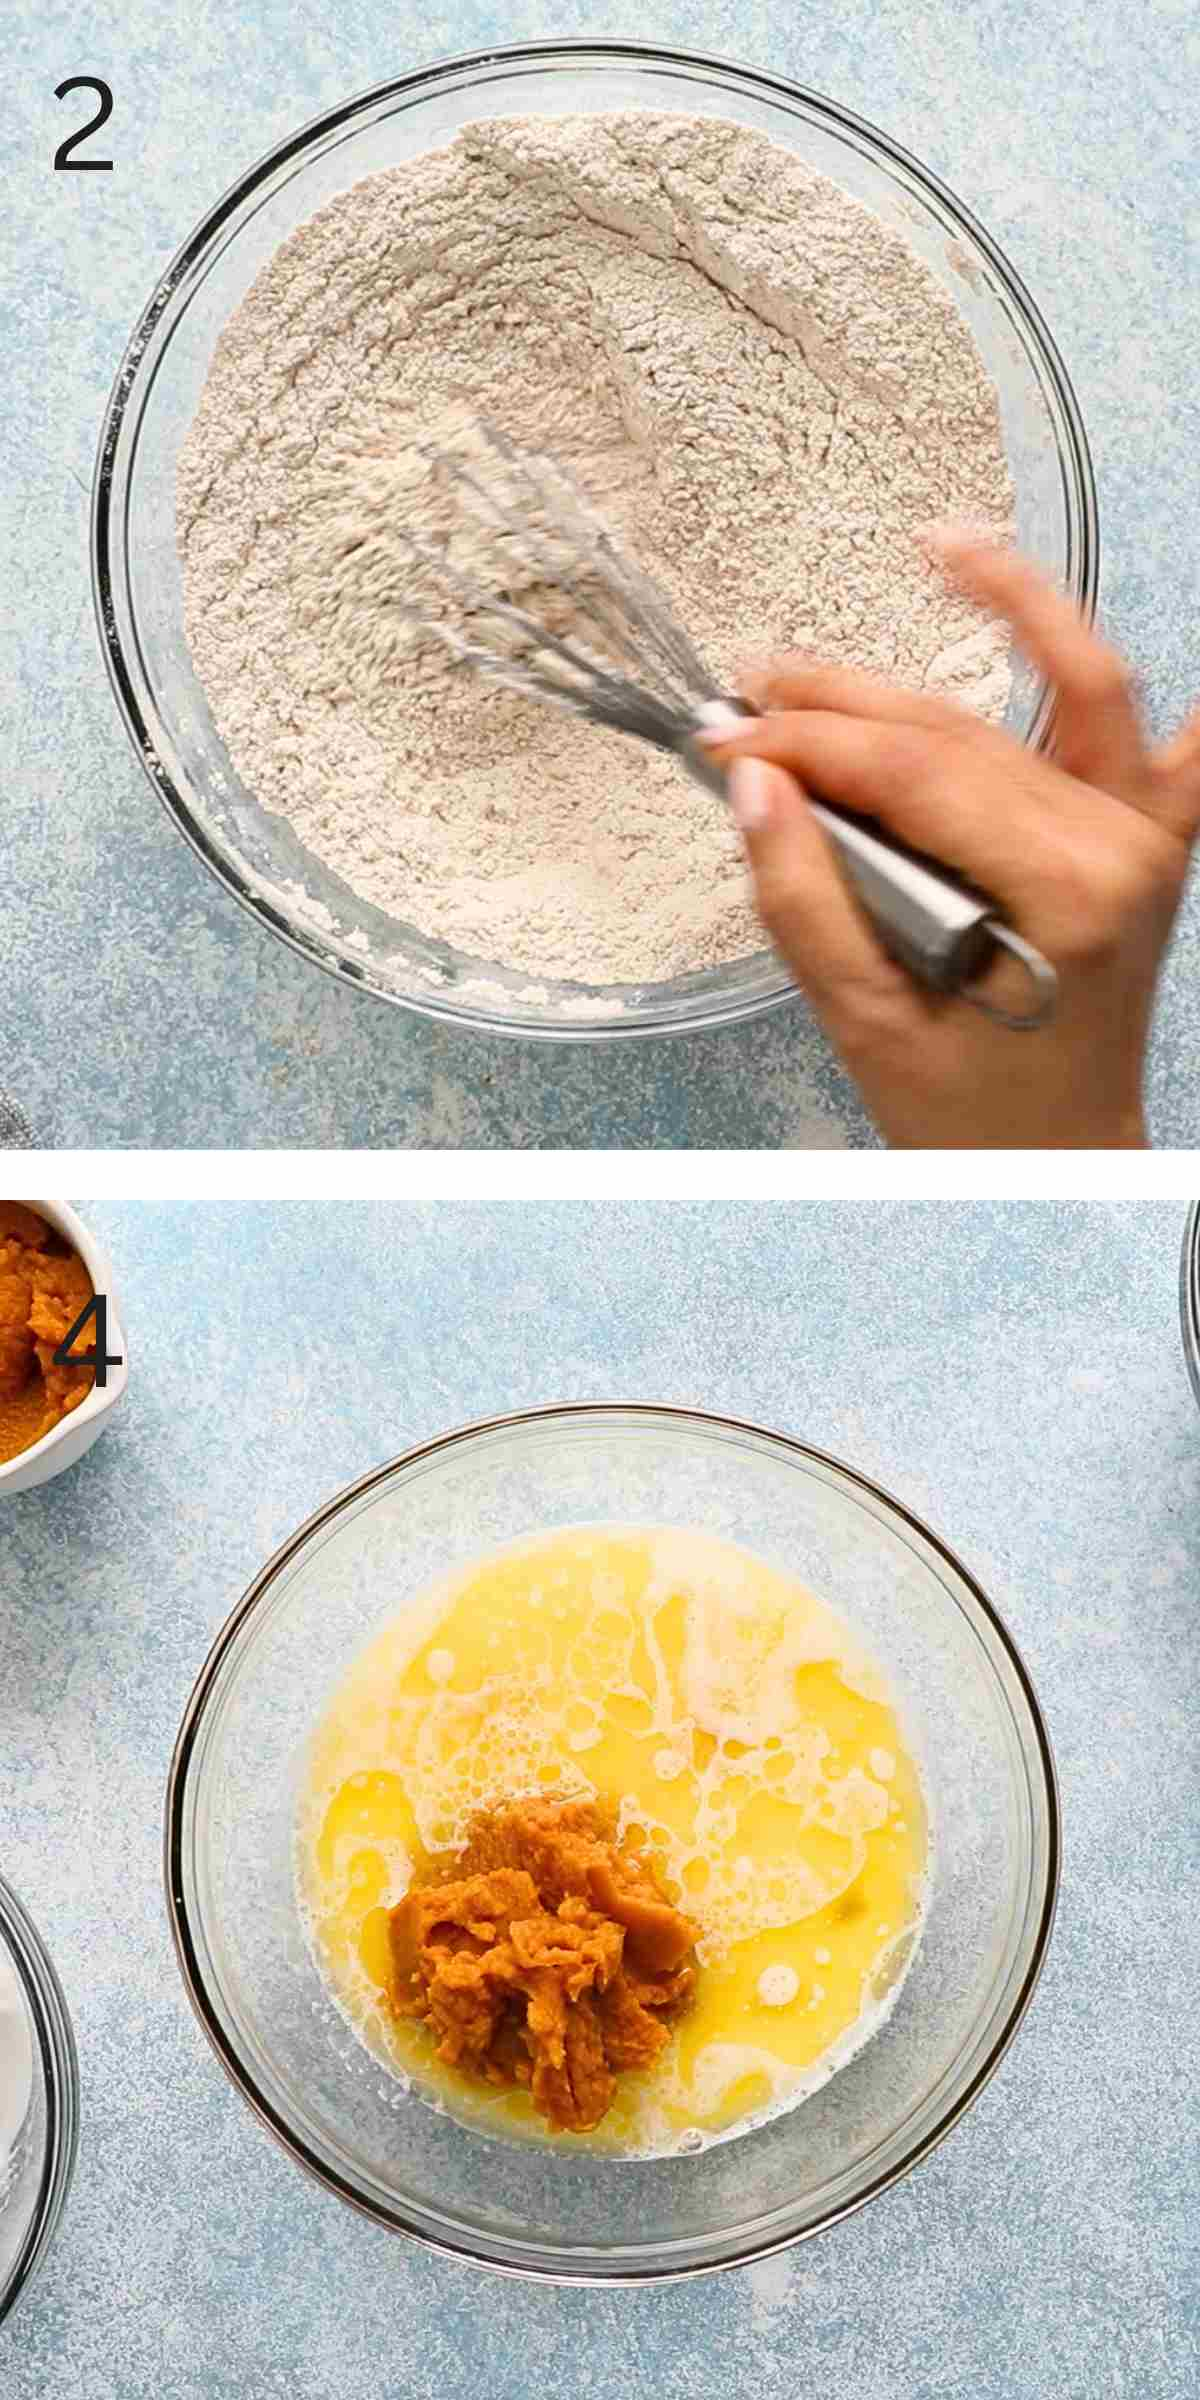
[
  {"x1": 393, "y1": 522, "x2": 687, "y2": 747},
  {"x1": 422, "y1": 423, "x2": 711, "y2": 724},
  {"x1": 398, "y1": 523, "x2": 620, "y2": 696},
  {"x1": 392, "y1": 425, "x2": 722, "y2": 750},
  {"x1": 480, "y1": 424, "x2": 722, "y2": 708}
]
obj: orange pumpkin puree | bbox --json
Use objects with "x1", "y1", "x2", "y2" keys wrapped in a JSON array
[
  {"x1": 0, "y1": 1203, "x2": 94, "y2": 1465},
  {"x1": 388, "y1": 1797, "x2": 697, "y2": 2134}
]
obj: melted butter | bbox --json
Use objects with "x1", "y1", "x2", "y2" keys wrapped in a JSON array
[{"x1": 297, "y1": 1526, "x2": 928, "y2": 2155}]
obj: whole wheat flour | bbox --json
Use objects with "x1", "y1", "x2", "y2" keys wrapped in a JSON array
[{"x1": 177, "y1": 111, "x2": 1014, "y2": 994}]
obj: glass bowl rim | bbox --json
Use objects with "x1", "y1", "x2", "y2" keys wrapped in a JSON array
[
  {"x1": 0, "y1": 1873, "x2": 80, "y2": 2327},
  {"x1": 1180, "y1": 1202, "x2": 1200, "y2": 1409},
  {"x1": 164, "y1": 1397, "x2": 1062, "y2": 2285},
  {"x1": 92, "y1": 36, "x2": 1099, "y2": 1047}
]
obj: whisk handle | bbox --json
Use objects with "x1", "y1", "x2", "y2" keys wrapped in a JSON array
[
  {"x1": 809, "y1": 799, "x2": 1004, "y2": 992},
  {"x1": 687, "y1": 708, "x2": 1055, "y2": 1029}
]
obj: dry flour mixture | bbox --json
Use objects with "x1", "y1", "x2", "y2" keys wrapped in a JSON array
[{"x1": 177, "y1": 112, "x2": 1013, "y2": 993}]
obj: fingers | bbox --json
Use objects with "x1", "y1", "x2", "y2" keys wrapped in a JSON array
[
  {"x1": 726, "y1": 756, "x2": 911, "y2": 1027},
  {"x1": 742, "y1": 657, "x2": 971, "y2": 737},
  {"x1": 928, "y1": 529, "x2": 1150, "y2": 800},
  {"x1": 1152, "y1": 705, "x2": 1200, "y2": 840},
  {"x1": 701, "y1": 709, "x2": 1057, "y2": 909}
]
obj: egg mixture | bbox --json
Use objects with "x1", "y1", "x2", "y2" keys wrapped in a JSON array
[{"x1": 297, "y1": 1525, "x2": 928, "y2": 2154}]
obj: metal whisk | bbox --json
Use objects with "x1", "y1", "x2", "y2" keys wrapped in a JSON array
[{"x1": 392, "y1": 423, "x2": 1055, "y2": 1026}]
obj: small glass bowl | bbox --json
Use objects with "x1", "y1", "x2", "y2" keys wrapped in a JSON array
[
  {"x1": 0, "y1": 1876, "x2": 80, "y2": 2326},
  {"x1": 166, "y1": 1403, "x2": 1059, "y2": 2283},
  {"x1": 95, "y1": 40, "x2": 1097, "y2": 1044},
  {"x1": 1181, "y1": 1203, "x2": 1200, "y2": 1409}
]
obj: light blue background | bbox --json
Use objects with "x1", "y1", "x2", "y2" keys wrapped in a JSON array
[
  {"x1": 4, "y1": 5, "x2": 1200, "y2": 1147},
  {"x1": 2, "y1": 1199, "x2": 1198, "y2": 2393}
]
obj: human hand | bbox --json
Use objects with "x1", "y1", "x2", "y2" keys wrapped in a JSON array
[{"x1": 699, "y1": 534, "x2": 1200, "y2": 1148}]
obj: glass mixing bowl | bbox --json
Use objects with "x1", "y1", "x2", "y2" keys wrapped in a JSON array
[
  {"x1": 1181, "y1": 1202, "x2": 1200, "y2": 1410},
  {"x1": 166, "y1": 1403, "x2": 1059, "y2": 2283},
  {"x1": 95, "y1": 40, "x2": 1097, "y2": 1043},
  {"x1": 0, "y1": 1876, "x2": 80, "y2": 2326}
]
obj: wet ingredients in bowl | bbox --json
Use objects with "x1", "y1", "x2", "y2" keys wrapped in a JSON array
[
  {"x1": 179, "y1": 108, "x2": 1013, "y2": 1006},
  {"x1": 297, "y1": 1526, "x2": 929, "y2": 2155}
]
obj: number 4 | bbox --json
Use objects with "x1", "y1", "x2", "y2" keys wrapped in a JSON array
[{"x1": 53, "y1": 1294, "x2": 123, "y2": 1387}]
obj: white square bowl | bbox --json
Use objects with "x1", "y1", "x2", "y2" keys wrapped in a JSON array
[{"x1": 0, "y1": 1203, "x2": 128, "y2": 1497}]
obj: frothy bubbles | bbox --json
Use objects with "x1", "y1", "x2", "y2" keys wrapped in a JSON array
[{"x1": 756, "y1": 1963, "x2": 800, "y2": 2008}]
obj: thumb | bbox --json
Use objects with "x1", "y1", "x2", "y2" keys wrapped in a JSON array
[{"x1": 729, "y1": 756, "x2": 910, "y2": 1026}]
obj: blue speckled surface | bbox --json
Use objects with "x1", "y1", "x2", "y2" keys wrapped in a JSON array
[
  {"x1": 4, "y1": 6, "x2": 1200, "y2": 1146},
  {"x1": 2, "y1": 1199, "x2": 1199, "y2": 2391}
]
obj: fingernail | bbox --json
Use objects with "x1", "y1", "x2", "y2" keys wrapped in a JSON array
[
  {"x1": 729, "y1": 757, "x2": 774, "y2": 834},
  {"x1": 693, "y1": 723, "x2": 738, "y2": 749}
]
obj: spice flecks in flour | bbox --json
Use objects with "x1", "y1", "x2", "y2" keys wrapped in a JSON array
[{"x1": 177, "y1": 112, "x2": 1014, "y2": 991}]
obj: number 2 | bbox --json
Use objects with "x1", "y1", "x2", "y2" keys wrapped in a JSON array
[
  {"x1": 52, "y1": 1294, "x2": 124, "y2": 1387},
  {"x1": 54, "y1": 78, "x2": 114, "y2": 172}
]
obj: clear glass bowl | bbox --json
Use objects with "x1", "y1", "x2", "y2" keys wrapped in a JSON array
[
  {"x1": 166, "y1": 1403, "x2": 1059, "y2": 2283},
  {"x1": 0, "y1": 1876, "x2": 80, "y2": 2326},
  {"x1": 1181, "y1": 1202, "x2": 1200, "y2": 1410},
  {"x1": 95, "y1": 40, "x2": 1097, "y2": 1044}
]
